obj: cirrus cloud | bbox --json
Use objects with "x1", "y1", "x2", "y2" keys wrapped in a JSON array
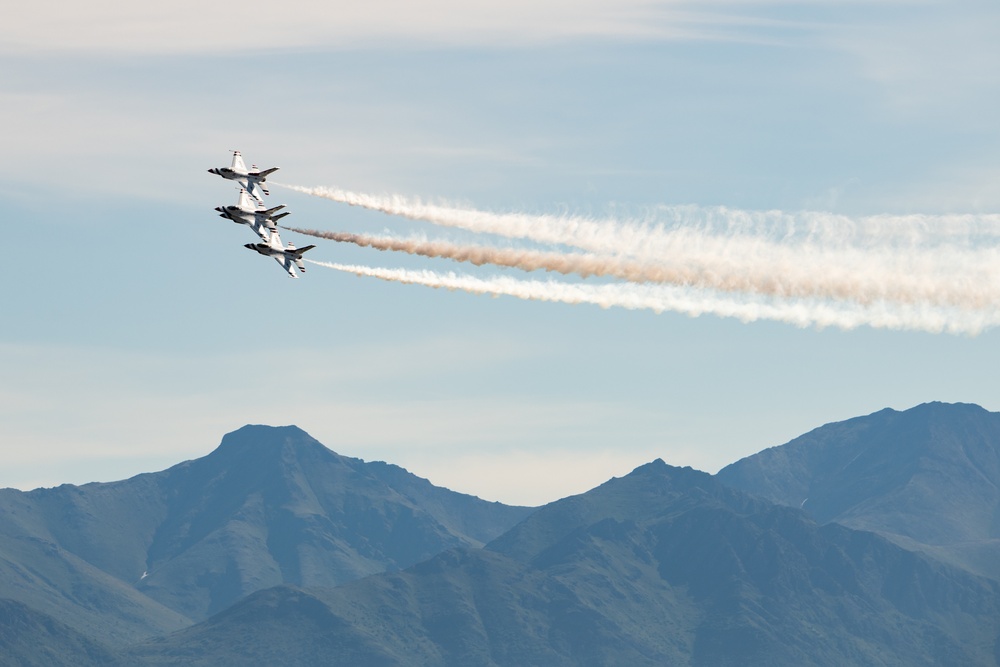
[{"x1": 4, "y1": 0, "x2": 820, "y2": 55}]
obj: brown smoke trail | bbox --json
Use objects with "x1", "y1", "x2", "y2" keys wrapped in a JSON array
[
  {"x1": 307, "y1": 260, "x2": 998, "y2": 335},
  {"x1": 286, "y1": 225, "x2": 1000, "y2": 309},
  {"x1": 273, "y1": 183, "x2": 1000, "y2": 250}
]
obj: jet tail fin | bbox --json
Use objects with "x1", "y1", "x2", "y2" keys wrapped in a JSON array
[
  {"x1": 237, "y1": 188, "x2": 254, "y2": 210},
  {"x1": 255, "y1": 167, "x2": 279, "y2": 179},
  {"x1": 231, "y1": 150, "x2": 247, "y2": 172}
]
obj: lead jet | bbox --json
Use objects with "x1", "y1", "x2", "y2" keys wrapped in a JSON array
[
  {"x1": 208, "y1": 150, "x2": 278, "y2": 202},
  {"x1": 215, "y1": 188, "x2": 289, "y2": 241},
  {"x1": 244, "y1": 228, "x2": 315, "y2": 278}
]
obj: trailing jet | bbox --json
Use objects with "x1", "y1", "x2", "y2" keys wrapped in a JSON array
[
  {"x1": 208, "y1": 150, "x2": 278, "y2": 202},
  {"x1": 244, "y1": 228, "x2": 315, "y2": 278},
  {"x1": 215, "y1": 188, "x2": 289, "y2": 241}
]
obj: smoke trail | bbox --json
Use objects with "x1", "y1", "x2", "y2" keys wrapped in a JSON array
[
  {"x1": 287, "y1": 225, "x2": 1000, "y2": 309},
  {"x1": 308, "y1": 260, "x2": 998, "y2": 335},
  {"x1": 274, "y1": 183, "x2": 1000, "y2": 251}
]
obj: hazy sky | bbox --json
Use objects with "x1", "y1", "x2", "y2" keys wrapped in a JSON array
[{"x1": 4, "y1": 0, "x2": 1000, "y2": 504}]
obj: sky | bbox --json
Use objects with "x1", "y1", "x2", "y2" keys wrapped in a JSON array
[{"x1": 3, "y1": 0, "x2": 1000, "y2": 505}]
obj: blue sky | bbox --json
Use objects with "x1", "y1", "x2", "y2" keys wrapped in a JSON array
[{"x1": 3, "y1": 0, "x2": 1000, "y2": 504}]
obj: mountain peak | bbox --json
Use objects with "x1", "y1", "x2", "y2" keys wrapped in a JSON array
[
  {"x1": 717, "y1": 401, "x2": 1000, "y2": 578},
  {"x1": 620, "y1": 457, "x2": 710, "y2": 488},
  {"x1": 630, "y1": 457, "x2": 667, "y2": 471},
  {"x1": 885, "y1": 401, "x2": 989, "y2": 422},
  {"x1": 207, "y1": 424, "x2": 347, "y2": 470},
  {"x1": 909, "y1": 400, "x2": 986, "y2": 412},
  {"x1": 216, "y1": 424, "x2": 327, "y2": 451},
  {"x1": 6, "y1": 424, "x2": 533, "y2": 627}
]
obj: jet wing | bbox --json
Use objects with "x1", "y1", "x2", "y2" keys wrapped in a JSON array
[
  {"x1": 273, "y1": 254, "x2": 298, "y2": 278},
  {"x1": 249, "y1": 220, "x2": 271, "y2": 242},
  {"x1": 245, "y1": 180, "x2": 267, "y2": 203},
  {"x1": 228, "y1": 174, "x2": 251, "y2": 191}
]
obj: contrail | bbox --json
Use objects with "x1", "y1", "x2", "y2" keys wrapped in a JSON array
[
  {"x1": 286, "y1": 225, "x2": 1000, "y2": 309},
  {"x1": 308, "y1": 260, "x2": 998, "y2": 335},
  {"x1": 274, "y1": 183, "x2": 1000, "y2": 251}
]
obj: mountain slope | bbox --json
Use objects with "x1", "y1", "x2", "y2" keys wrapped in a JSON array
[
  {"x1": 130, "y1": 460, "x2": 1000, "y2": 666},
  {"x1": 0, "y1": 598, "x2": 127, "y2": 667},
  {"x1": 0, "y1": 425, "x2": 533, "y2": 640},
  {"x1": 0, "y1": 530, "x2": 191, "y2": 647},
  {"x1": 716, "y1": 402, "x2": 1000, "y2": 579}
]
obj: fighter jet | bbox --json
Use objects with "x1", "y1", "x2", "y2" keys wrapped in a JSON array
[
  {"x1": 215, "y1": 188, "x2": 289, "y2": 241},
  {"x1": 244, "y1": 228, "x2": 315, "y2": 278},
  {"x1": 208, "y1": 150, "x2": 278, "y2": 202}
]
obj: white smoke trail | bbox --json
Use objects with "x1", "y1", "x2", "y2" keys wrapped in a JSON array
[
  {"x1": 287, "y1": 226, "x2": 1000, "y2": 309},
  {"x1": 308, "y1": 260, "x2": 999, "y2": 335},
  {"x1": 275, "y1": 183, "x2": 1000, "y2": 250}
]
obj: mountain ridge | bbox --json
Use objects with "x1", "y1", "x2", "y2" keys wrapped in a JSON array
[
  {"x1": 0, "y1": 424, "x2": 533, "y2": 645},
  {"x1": 130, "y1": 455, "x2": 1000, "y2": 666},
  {"x1": 5, "y1": 404, "x2": 1000, "y2": 664},
  {"x1": 716, "y1": 401, "x2": 1000, "y2": 579}
]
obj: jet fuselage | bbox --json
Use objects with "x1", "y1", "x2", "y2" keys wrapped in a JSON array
[{"x1": 208, "y1": 152, "x2": 278, "y2": 202}]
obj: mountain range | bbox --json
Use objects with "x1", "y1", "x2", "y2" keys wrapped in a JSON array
[{"x1": 2, "y1": 403, "x2": 999, "y2": 665}]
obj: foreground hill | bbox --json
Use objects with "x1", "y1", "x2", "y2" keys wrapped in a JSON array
[
  {"x1": 0, "y1": 598, "x2": 126, "y2": 667},
  {"x1": 0, "y1": 425, "x2": 532, "y2": 645},
  {"x1": 0, "y1": 524, "x2": 190, "y2": 647},
  {"x1": 130, "y1": 460, "x2": 1000, "y2": 666},
  {"x1": 716, "y1": 402, "x2": 1000, "y2": 579}
]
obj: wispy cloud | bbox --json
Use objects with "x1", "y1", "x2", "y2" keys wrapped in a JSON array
[{"x1": 4, "y1": 0, "x2": 839, "y2": 55}]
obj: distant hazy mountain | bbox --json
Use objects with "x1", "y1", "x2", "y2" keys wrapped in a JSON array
[
  {"x1": 716, "y1": 402, "x2": 1000, "y2": 580},
  {"x1": 0, "y1": 425, "x2": 532, "y2": 645},
  {"x1": 8, "y1": 408, "x2": 1000, "y2": 665},
  {"x1": 130, "y1": 460, "x2": 1000, "y2": 666}
]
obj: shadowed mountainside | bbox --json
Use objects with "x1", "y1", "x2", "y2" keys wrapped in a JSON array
[
  {"x1": 716, "y1": 402, "x2": 1000, "y2": 579},
  {"x1": 130, "y1": 460, "x2": 1000, "y2": 666},
  {"x1": 0, "y1": 598, "x2": 127, "y2": 667},
  {"x1": 7, "y1": 406, "x2": 1000, "y2": 665},
  {"x1": 0, "y1": 425, "x2": 533, "y2": 646}
]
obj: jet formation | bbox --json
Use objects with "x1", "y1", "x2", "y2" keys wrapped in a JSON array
[{"x1": 209, "y1": 151, "x2": 314, "y2": 278}]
